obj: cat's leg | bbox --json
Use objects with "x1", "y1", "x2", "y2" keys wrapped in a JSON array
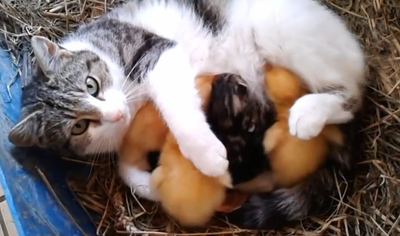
[
  {"x1": 118, "y1": 161, "x2": 159, "y2": 201},
  {"x1": 147, "y1": 45, "x2": 228, "y2": 177},
  {"x1": 246, "y1": 0, "x2": 365, "y2": 139},
  {"x1": 289, "y1": 93, "x2": 358, "y2": 140}
]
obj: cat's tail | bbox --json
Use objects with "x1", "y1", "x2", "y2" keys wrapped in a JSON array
[{"x1": 227, "y1": 124, "x2": 358, "y2": 229}]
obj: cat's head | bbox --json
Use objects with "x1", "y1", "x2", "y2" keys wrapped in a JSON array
[
  {"x1": 207, "y1": 74, "x2": 276, "y2": 184},
  {"x1": 207, "y1": 73, "x2": 274, "y2": 135},
  {"x1": 8, "y1": 36, "x2": 135, "y2": 156}
]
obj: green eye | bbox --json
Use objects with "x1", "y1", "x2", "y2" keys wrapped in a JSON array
[
  {"x1": 86, "y1": 76, "x2": 100, "y2": 97},
  {"x1": 71, "y1": 120, "x2": 90, "y2": 135}
]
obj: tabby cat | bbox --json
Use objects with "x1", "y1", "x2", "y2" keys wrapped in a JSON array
[{"x1": 9, "y1": 0, "x2": 365, "y2": 183}]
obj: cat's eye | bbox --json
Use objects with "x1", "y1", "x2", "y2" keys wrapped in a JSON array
[
  {"x1": 86, "y1": 76, "x2": 100, "y2": 97},
  {"x1": 72, "y1": 120, "x2": 90, "y2": 135}
]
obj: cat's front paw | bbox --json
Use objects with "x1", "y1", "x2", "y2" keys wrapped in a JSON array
[
  {"x1": 194, "y1": 145, "x2": 229, "y2": 177},
  {"x1": 180, "y1": 130, "x2": 228, "y2": 177},
  {"x1": 289, "y1": 95, "x2": 327, "y2": 140},
  {"x1": 119, "y1": 164, "x2": 159, "y2": 201}
]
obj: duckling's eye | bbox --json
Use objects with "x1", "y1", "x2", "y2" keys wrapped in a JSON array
[
  {"x1": 86, "y1": 76, "x2": 100, "y2": 97},
  {"x1": 71, "y1": 120, "x2": 90, "y2": 135}
]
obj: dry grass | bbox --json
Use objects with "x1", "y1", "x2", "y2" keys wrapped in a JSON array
[{"x1": 0, "y1": 0, "x2": 399, "y2": 235}]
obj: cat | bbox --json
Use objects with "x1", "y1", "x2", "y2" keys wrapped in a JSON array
[
  {"x1": 236, "y1": 65, "x2": 345, "y2": 191},
  {"x1": 120, "y1": 71, "x2": 275, "y2": 226},
  {"x1": 120, "y1": 65, "x2": 349, "y2": 227},
  {"x1": 120, "y1": 68, "x2": 356, "y2": 229},
  {"x1": 206, "y1": 68, "x2": 357, "y2": 229},
  {"x1": 227, "y1": 150, "x2": 355, "y2": 229},
  {"x1": 119, "y1": 74, "x2": 233, "y2": 226},
  {"x1": 8, "y1": 0, "x2": 365, "y2": 183}
]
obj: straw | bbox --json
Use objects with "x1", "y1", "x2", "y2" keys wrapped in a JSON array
[{"x1": 1, "y1": 0, "x2": 399, "y2": 235}]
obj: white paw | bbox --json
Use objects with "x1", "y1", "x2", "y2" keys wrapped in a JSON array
[
  {"x1": 180, "y1": 129, "x2": 228, "y2": 177},
  {"x1": 289, "y1": 95, "x2": 327, "y2": 140},
  {"x1": 118, "y1": 164, "x2": 159, "y2": 201},
  {"x1": 218, "y1": 172, "x2": 233, "y2": 188}
]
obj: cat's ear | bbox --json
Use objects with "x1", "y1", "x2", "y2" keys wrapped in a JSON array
[
  {"x1": 8, "y1": 111, "x2": 42, "y2": 147},
  {"x1": 31, "y1": 36, "x2": 72, "y2": 77}
]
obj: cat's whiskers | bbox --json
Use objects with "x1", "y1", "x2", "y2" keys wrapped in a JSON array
[
  {"x1": 122, "y1": 77, "x2": 145, "y2": 95},
  {"x1": 125, "y1": 91, "x2": 147, "y2": 101},
  {"x1": 124, "y1": 90, "x2": 147, "y2": 104},
  {"x1": 122, "y1": 83, "x2": 140, "y2": 97},
  {"x1": 106, "y1": 139, "x2": 115, "y2": 166},
  {"x1": 88, "y1": 152, "x2": 99, "y2": 178},
  {"x1": 126, "y1": 97, "x2": 146, "y2": 105},
  {"x1": 120, "y1": 45, "x2": 150, "y2": 91},
  {"x1": 126, "y1": 98, "x2": 146, "y2": 104},
  {"x1": 88, "y1": 155, "x2": 98, "y2": 178},
  {"x1": 121, "y1": 34, "x2": 158, "y2": 92},
  {"x1": 88, "y1": 136, "x2": 108, "y2": 177},
  {"x1": 122, "y1": 83, "x2": 143, "y2": 102},
  {"x1": 123, "y1": 35, "x2": 159, "y2": 86},
  {"x1": 89, "y1": 146, "x2": 103, "y2": 176},
  {"x1": 124, "y1": 83, "x2": 146, "y2": 96}
]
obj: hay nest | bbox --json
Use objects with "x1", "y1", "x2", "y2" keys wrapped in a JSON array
[{"x1": 1, "y1": 0, "x2": 399, "y2": 235}]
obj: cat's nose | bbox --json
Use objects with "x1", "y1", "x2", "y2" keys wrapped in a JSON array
[
  {"x1": 113, "y1": 111, "x2": 123, "y2": 122},
  {"x1": 105, "y1": 110, "x2": 123, "y2": 123}
]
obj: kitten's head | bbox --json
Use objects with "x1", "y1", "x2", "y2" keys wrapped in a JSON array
[
  {"x1": 207, "y1": 74, "x2": 276, "y2": 184},
  {"x1": 8, "y1": 36, "x2": 134, "y2": 156},
  {"x1": 208, "y1": 74, "x2": 273, "y2": 134}
]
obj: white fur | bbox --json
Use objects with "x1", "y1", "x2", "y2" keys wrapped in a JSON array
[
  {"x1": 289, "y1": 93, "x2": 354, "y2": 139},
  {"x1": 63, "y1": 0, "x2": 365, "y2": 178},
  {"x1": 245, "y1": 0, "x2": 365, "y2": 139},
  {"x1": 119, "y1": 163, "x2": 159, "y2": 201},
  {"x1": 147, "y1": 46, "x2": 228, "y2": 177},
  {"x1": 111, "y1": 0, "x2": 365, "y2": 142},
  {"x1": 89, "y1": 89, "x2": 130, "y2": 122},
  {"x1": 82, "y1": 94, "x2": 130, "y2": 154},
  {"x1": 112, "y1": 1, "x2": 213, "y2": 73}
]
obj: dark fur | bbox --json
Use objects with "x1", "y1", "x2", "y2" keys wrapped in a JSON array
[
  {"x1": 225, "y1": 118, "x2": 360, "y2": 229},
  {"x1": 210, "y1": 75, "x2": 358, "y2": 229},
  {"x1": 227, "y1": 141, "x2": 354, "y2": 229},
  {"x1": 207, "y1": 74, "x2": 276, "y2": 185},
  {"x1": 145, "y1": 73, "x2": 276, "y2": 185},
  {"x1": 70, "y1": 18, "x2": 176, "y2": 83},
  {"x1": 145, "y1": 73, "x2": 357, "y2": 229},
  {"x1": 184, "y1": 0, "x2": 225, "y2": 35}
]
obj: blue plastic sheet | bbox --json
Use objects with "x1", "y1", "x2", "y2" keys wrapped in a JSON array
[{"x1": 0, "y1": 46, "x2": 95, "y2": 235}]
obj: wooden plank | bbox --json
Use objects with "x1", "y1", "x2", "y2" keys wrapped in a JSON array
[{"x1": 0, "y1": 201, "x2": 17, "y2": 236}]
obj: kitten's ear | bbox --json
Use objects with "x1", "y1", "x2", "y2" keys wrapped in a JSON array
[
  {"x1": 31, "y1": 36, "x2": 72, "y2": 77},
  {"x1": 8, "y1": 112, "x2": 42, "y2": 147}
]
